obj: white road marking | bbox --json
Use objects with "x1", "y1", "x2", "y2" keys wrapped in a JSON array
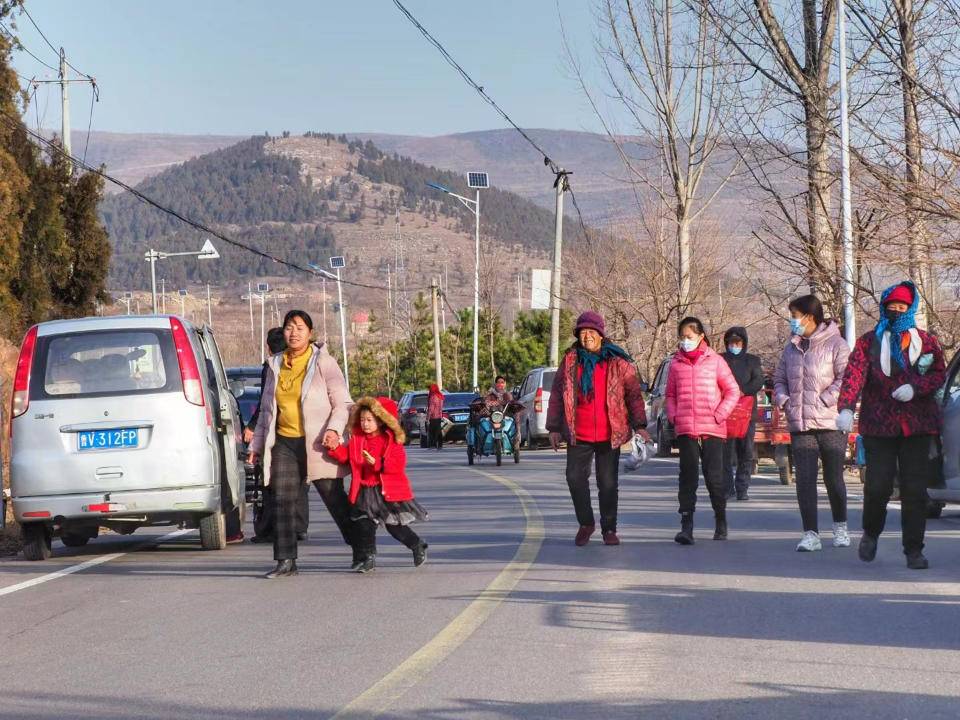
[{"x1": 0, "y1": 528, "x2": 194, "y2": 598}]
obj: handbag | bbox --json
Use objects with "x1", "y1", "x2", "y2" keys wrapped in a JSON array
[{"x1": 726, "y1": 395, "x2": 755, "y2": 439}]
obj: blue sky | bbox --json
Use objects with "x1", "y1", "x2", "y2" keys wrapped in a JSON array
[{"x1": 8, "y1": 1, "x2": 606, "y2": 137}]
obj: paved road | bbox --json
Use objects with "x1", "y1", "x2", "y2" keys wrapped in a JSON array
[{"x1": 2, "y1": 447, "x2": 959, "y2": 719}]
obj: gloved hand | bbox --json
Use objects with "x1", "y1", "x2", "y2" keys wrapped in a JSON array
[
  {"x1": 836, "y1": 409, "x2": 855, "y2": 433},
  {"x1": 892, "y1": 384, "x2": 915, "y2": 402}
]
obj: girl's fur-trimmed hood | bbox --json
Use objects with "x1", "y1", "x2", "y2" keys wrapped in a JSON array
[{"x1": 348, "y1": 396, "x2": 406, "y2": 444}]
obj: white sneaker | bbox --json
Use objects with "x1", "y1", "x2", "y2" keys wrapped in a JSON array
[
  {"x1": 796, "y1": 531, "x2": 822, "y2": 552},
  {"x1": 832, "y1": 522, "x2": 851, "y2": 547}
]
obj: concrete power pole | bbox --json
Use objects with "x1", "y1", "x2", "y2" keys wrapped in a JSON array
[
  {"x1": 59, "y1": 49, "x2": 71, "y2": 173},
  {"x1": 549, "y1": 170, "x2": 570, "y2": 367},
  {"x1": 432, "y1": 277, "x2": 443, "y2": 387}
]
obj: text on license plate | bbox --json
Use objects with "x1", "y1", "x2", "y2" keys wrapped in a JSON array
[
  {"x1": 453, "y1": 414, "x2": 468, "y2": 423},
  {"x1": 78, "y1": 428, "x2": 139, "y2": 451}
]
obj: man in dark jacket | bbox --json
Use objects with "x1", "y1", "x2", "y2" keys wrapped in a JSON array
[{"x1": 721, "y1": 326, "x2": 764, "y2": 500}]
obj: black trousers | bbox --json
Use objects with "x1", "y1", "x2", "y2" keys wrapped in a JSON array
[
  {"x1": 722, "y1": 419, "x2": 756, "y2": 496},
  {"x1": 676, "y1": 435, "x2": 725, "y2": 516},
  {"x1": 271, "y1": 436, "x2": 308, "y2": 561},
  {"x1": 354, "y1": 518, "x2": 421, "y2": 557},
  {"x1": 313, "y1": 478, "x2": 354, "y2": 546},
  {"x1": 428, "y1": 418, "x2": 444, "y2": 449},
  {"x1": 862, "y1": 434, "x2": 930, "y2": 554},
  {"x1": 792, "y1": 430, "x2": 847, "y2": 533},
  {"x1": 565, "y1": 441, "x2": 621, "y2": 533},
  {"x1": 253, "y1": 482, "x2": 309, "y2": 540}
]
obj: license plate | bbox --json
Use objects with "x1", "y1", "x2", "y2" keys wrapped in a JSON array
[
  {"x1": 78, "y1": 428, "x2": 139, "y2": 451},
  {"x1": 453, "y1": 414, "x2": 468, "y2": 423}
]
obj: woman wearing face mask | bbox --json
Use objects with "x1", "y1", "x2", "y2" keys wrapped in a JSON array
[
  {"x1": 772, "y1": 295, "x2": 851, "y2": 553},
  {"x1": 837, "y1": 281, "x2": 945, "y2": 569},
  {"x1": 546, "y1": 311, "x2": 649, "y2": 546},
  {"x1": 665, "y1": 317, "x2": 740, "y2": 544}
]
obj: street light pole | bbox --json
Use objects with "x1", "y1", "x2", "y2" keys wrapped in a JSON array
[
  {"x1": 472, "y1": 188, "x2": 480, "y2": 392},
  {"x1": 144, "y1": 240, "x2": 219, "y2": 315},
  {"x1": 837, "y1": 0, "x2": 857, "y2": 349}
]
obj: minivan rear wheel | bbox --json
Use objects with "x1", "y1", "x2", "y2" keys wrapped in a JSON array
[
  {"x1": 199, "y1": 510, "x2": 227, "y2": 550},
  {"x1": 22, "y1": 523, "x2": 52, "y2": 561}
]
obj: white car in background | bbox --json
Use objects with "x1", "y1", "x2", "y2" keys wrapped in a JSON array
[{"x1": 515, "y1": 366, "x2": 557, "y2": 448}]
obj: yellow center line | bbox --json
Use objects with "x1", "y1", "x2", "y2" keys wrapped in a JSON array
[{"x1": 329, "y1": 463, "x2": 544, "y2": 719}]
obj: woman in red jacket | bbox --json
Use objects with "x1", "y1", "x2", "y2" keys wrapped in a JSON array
[
  {"x1": 837, "y1": 281, "x2": 946, "y2": 570},
  {"x1": 666, "y1": 317, "x2": 741, "y2": 544},
  {"x1": 328, "y1": 396, "x2": 428, "y2": 573}
]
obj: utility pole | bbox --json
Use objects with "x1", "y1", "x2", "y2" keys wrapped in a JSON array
[
  {"x1": 431, "y1": 277, "x2": 443, "y2": 387},
  {"x1": 161, "y1": 278, "x2": 166, "y2": 314},
  {"x1": 59, "y1": 48, "x2": 71, "y2": 173},
  {"x1": 206, "y1": 283, "x2": 212, "y2": 326},
  {"x1": 248, "y1": 281, "x2": 254, "y2": 342},
  {"x1": 321, "y1": 277, "x2": 328, "y2": 344},
  {"x1": 336, "y1": 266, "x2": 349, "y2": 393},
  {"x1": 439, "y1": 272, "x2": 446, "y2": 331},
  {"x1": 837, "y1": 0, "x2": 857, "y2": 348},
  {"x1": 549, "y1": 170, "x2": 570, "y2": 367}
]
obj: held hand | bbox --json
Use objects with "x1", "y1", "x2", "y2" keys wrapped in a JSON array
[
  {"x1": 246, "y1": 451, "x2": 259, "y2": 465},
  {"x1": 361, "y1": 449, "x2": 376, "y2": 466},
  {"x1": 322, "y1": 430, "x2": 340, "y2": 449},
  {"x1": 891, "y1": 384, "x2": 915, "y2": 403},
  {"x1": 549, "y1": 432, "x2": 562, "y2": 452},
  {"x1": 836, "y1": 409, "x2": 854, "y2": 434},
  {"x1": 242, "y1": 427, "x2": 254, "y2": 444}
]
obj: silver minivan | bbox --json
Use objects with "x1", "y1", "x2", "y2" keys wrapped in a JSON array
[
  {"x1": 516, "y1": 366, "x2": 557, "y2": 448},
  {"x1": 10, "y1": 315, "x2": 246, "y2": 560}
]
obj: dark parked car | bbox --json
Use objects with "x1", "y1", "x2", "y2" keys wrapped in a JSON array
[
  {"x1": 227, "y1": 366, "x2": 265, "y2": 389},
  {"x1": 398, "y1": 390, "x2": 429, "y2": 445},
  {"x1": 236, "y1": 386, "x2": 262, "y2": 429},
  {"x1": 419, "y1": 391, "x2": 476, "y2": 446}
]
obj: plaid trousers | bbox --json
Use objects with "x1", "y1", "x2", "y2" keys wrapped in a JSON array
[{"x1": 271, "y1": 435, "x2": 308, "y2": 561}]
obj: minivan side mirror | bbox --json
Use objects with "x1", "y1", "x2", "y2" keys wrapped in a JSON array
[{"x1": 229, "y1": 380, "x2": 246, "y2": 399}]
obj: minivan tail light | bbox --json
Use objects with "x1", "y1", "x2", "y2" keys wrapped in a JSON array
[
  {"x1": 534, "y1": 387, "x2": 543, "y2": 413},
  {"x1": 11, "y1": 325, "x2": 39, "y2": 421},
  {"x1": 170, "y1": 318, "x2": 205, "y2": 407}
]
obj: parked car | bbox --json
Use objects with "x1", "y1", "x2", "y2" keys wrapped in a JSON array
[
  {"x1": 515, "y1": 366, "x2": 557, "y2": 449},
  {"x1": 236, "y1": 386, "x2": 261, "y2": 428},
  {"x1": 398, "y1": 390, "x2": 429, "y2": 445},
  {"x1": 645, "y1": 356, "x2": 675, "y2": 456},
  {"x1": 929, "y1": 352, "x2": 960, "y2": 515},
  {"x1": 226, "y1": 365, "x2": 264, "y2": 389},
  {"x1": 419, "y1": 391, "x2": 477, "y2": 446},
  {"x1": 9, "y1": 315, "x2": 247, "y2": 560}
]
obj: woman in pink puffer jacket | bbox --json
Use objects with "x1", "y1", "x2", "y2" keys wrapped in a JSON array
[
  {"x1": 773, "y1": 294, "x2": 851, "y2": 553},
  {"x1": 666, "y1": 317, "x2": 740, "y2": 545}
]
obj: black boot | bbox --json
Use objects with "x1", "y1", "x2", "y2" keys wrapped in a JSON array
[
  {"x1": 713, "y1": 513, "x2": 728, "y2": 541},
  {"x1": 906, "y1": 550, "x2": 929, "y2": 570},
  {"x1": 265, "y1": 559, "x2": 298, "y2": 579},
  {"x1": 858, "y1": 534, "x2": 878, "y2": 562},
  {"x1": 352, "y1": 554, "x2": 376, "y2": 573},
  {"x1": 675, "y1": 513, "x2": 695, "y2": 545},
  {"x1": 413, "y1": 542, "x2": 428, "y2": 567}
]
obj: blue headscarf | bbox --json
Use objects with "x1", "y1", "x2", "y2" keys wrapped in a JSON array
[
  {"x1": 874, "y1": 280, "x2": 919, "y2": 369},
  {"x1": 576, "y1": 340, "x2": 634, "y2": 398}
]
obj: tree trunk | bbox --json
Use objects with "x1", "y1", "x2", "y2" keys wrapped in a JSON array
[
  {"x1": 895, "y1": 0, "x2": 930, "y2": 329},
  {"x1": 804, "y1": 93, "x2": 838, "y2": 314},
  {"x1": 676, "y1": 211, "x2": 691, "y2": 318}
]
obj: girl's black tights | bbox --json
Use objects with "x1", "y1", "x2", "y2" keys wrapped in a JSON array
[{"x1": 355, "y1": 518, "x2": 422, "y2": 555}]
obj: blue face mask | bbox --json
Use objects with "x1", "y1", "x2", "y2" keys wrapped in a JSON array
[
  {"x1": 789, "y1": 318, "x2": 805, "y2": 336},
  {"x1": 727, "y1": 346, "x2": 742, "y2": 356}
]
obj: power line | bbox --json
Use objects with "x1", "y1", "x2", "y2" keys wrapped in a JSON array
[
  {"x1": 390, "y1": 0, "x2": 594, "y2": 245},
  {"x1": 0, "y1": 22, "x2": 58, "y2": 72},
  {"x1": 0, "y1": 108, "x2": 424, "y2": 294},
  {"x1": 17, "y1": 2, "x2": 93, "y2": 81}
]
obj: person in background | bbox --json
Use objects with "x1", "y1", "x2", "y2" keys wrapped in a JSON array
[
  {"x1": 666, "y1": 317, "x2": 740, "y2": 545},
  {"x1": 773, "y1": 295, "x2": 851, "y2": 553},
  {"x1": 249, "y1": 310, "x2": 354, "y2": 579},
  {"x1": 837, "y1": 281, "x2": 946, "y2": 570},
  {"x1": 547, "y1": 311, "x2": 648, "y2": 547},
  {"x1": 721, "y1": 327, "x2": 765, "y2": 501},
  {"x1": 245, "y1": 328, "x2": 309, "y2": 545},
  {"x1": 426, "y1": 383, "x2": 445, "y2": 450}
]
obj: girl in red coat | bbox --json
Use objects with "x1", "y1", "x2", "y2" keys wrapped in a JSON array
[{"x1": 328, "y1": 396, "x2": 429, "y2": 573}]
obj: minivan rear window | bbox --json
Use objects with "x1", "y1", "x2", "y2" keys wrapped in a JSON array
[
  {"x1": 541, "y1": 371, "x2": 556, "y2": 389},
  {"x1": 35, "y1": 329, "x2": 180, "y2": 398}
]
